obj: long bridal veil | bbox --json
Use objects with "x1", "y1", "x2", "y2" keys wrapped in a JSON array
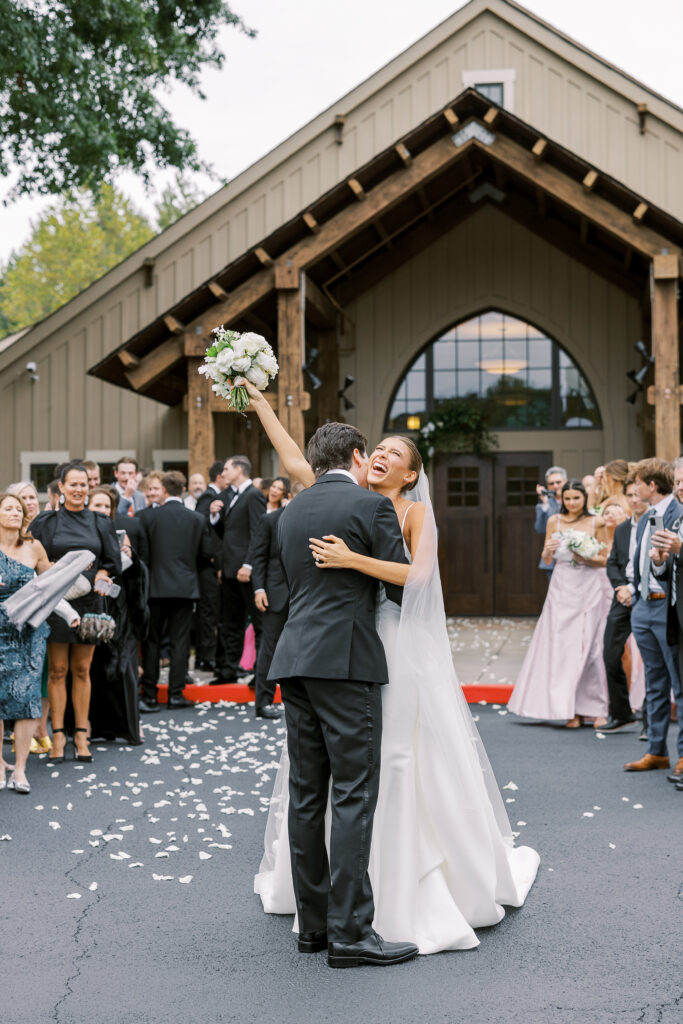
[{"x1": 397, "y1": 468, "x2": 515, "y2": 847}]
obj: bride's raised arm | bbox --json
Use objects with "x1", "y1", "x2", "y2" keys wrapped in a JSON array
[
  {"x1": 241, "y1": 379, "x2": 315, "y2": 488},
  {"x1": 309, "y1": 502, "x2": 426, "y2": 585}
]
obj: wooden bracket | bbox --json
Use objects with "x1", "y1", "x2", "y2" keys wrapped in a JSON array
[
  {"x1": 582, "y1": 170, "x2": 598, "y2": 191},
  {"x1": 334, "y1": 114, "x2": 345, "y2": 145},
  {"x1": 633, "y1": 202, "x2": 648, "y2": 222},
  {"x1": 483, "y1": 107, "x2": 499, "y2": 126},
  {"x1": 646, "y1": 384, "x2": 683, "y2": 405},
  {"x1": 637, "y1": 103, "x2": 648, "y2": 135},
  {"x1": 302, "y1": 211, "x2": 319, "y2": 233},
  {"x1": 274, "y1": 263, "x2": 300, "y2": 290},
  {"x1": 394, "y1": 143, "x2": 412, "y2": 166},
  {"x1": 118, "y1": 350, "x2": 140, "y2": 369},
  {"x1": 348, "y1": 178, "x2": 365, "y2": 200},
  {"x1": 442, "y1": 108, "x2": 459, "y2": 128},
  {"x1": 164, "y1": 315, "x2": 185, "y2": 335},
  {"x1": 531, "y1": 138, "x2": 547, "y2": 160},
  {"x1": 653, "y1": 253, "x2": 680, "y2": 280},
  {"x1": 254, "y1": 246, "x2": 273, "y2": 267}
]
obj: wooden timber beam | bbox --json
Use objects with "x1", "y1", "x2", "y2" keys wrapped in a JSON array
[
  {"x1": 207, "y1": 390, "x2": 309, "y2": 414},
  {"x1": 254, "y1": 246, "x2": 273, "y2": 266},
  {"x1": 648, "y1": 254, "x2": 681, "y2": 459},
  {"x1": 476, "y1": 132, "x2": 681, "y2": 260},
  {"x1": 483, "y1": 106, "x2": 499, "y2": 126},
  {"x1": 277, "y1": 286, "x2": 306, "y2": 467},
  {"x1": 316, "y1": 329, "x2": 340, "y2": 424},
  {"x1": 536, "y1": 189, "x2": 547, "y2": 217},
  {"x1": 304, "y1": 275, "x2": 337, "y2": 328},
  {"x1": 208, "y1": 281, "x2": 229, "y2": 301},
  {"x1": 187, "y1": 357, "x2": 215, "y2": 478},
  {"x1": 125, "y1": 335, "x2": 186, "y2": 392},
  {"x1": 183, "y1": 130, "x2": 478, "y2": 340},
  {"x1": 442, "y1": 108, "x2": 459, "y2": 129},
  {"x1": 633, "y1": 202, "x2": 648, "y2": 222},
  {"x1": 118, "y1": 350, "x2": 140, "y2": 369},
  {"x1": 582, "y1": 170, "x2": 598, "y2": 191},
  {"x1": 348, "y1": 178, "x2": 366, "y2": 200},
  {"x1": 580, "y1": 217, "x2": 589, "y2": 245},
  {"x1": 394, "y1": 143, "x2": 412, "y2": 166},
  {"x1": 303, "y1": 211, "x2": 320, "y2": 233}
]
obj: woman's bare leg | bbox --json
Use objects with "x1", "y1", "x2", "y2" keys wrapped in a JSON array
[
  {"x1": 71, "y1": 644, "x2": 95, "y2": 757},
  {"x1": 47, "y1": 642, "x2": 70, "y2": 758},
  {"x1": 12, "y1": 719, "x2": 35, "y2": 786}
]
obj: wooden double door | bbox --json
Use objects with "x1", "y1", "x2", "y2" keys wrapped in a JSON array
[{"x1": 434, "y1": 451, "x2": 551, "y2": 616}]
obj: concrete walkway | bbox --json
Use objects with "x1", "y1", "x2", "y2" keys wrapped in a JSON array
[{"x1": 447, "y1": 616, "x2": 536, "y2": 687}]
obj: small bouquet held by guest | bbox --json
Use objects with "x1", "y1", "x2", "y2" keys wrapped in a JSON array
[
  {"x1": 560, "y1": 528, "x2": 604, "y2": 565},
  {"x1": 197, "y1": 327, "x2": 279, "y2": 412}
]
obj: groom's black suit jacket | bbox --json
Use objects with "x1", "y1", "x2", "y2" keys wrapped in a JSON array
[{"x1": 268, "y1": 473, "x2": 407, "y2": 684}]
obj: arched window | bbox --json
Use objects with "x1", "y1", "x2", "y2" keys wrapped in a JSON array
[{"x1": 385, "y1": 310, "x2": 601, "y2": 432}]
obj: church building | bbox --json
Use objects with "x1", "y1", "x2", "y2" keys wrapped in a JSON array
[{"x1": 1, "y1": 0, "x2": 682, "y2": 614}]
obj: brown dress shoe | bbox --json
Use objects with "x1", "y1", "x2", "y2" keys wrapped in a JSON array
[
  {"x1": 623, "y1": 753, "x2": 670, "y2": 771},
  {"x1": 667, "y1": 757, "x2": 683, "y2": 783}
]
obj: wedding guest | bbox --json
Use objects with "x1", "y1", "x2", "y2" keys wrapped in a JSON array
[
  {"x1": 259, "y1": 477, "x2": 273, "y2": 497},
  {"x1": 209, "y1": 456, "x2": 266, "y2": 686},
  {"x1": 582, "y1": 474, "x2": 595, "y2": 494},
  {"x1": 673, "y1": 456, "x2": 683, "y2": 504},
  {"x1": 137, "y1": 471, "x2": 164, "y2": 512},
  {"x1": 601, "y1": 476, "x2": 649, "y2": 733},
  {"x1": 46, "y1": 479, "x2": 61, "y2": 511},
  {"x1": 193, "y1": 461, "x2": 228, "y2": 671},
  {"x1": 83, "y1": 460, "x2": 101, "y2": 490},
  {"x1": 6, "y1": 482, "x2": 51, "y2": 752},
  {"x1": 30, "y1": 462, "x2": 122, "y2": 763},
  {"x1": 184, "y1": 473, "x2": 206, "y2": 510},
  {"x1": 624, "y1": 458, "x2": 683, "y2": 772},
  {"x1": 139, "y1": 472, "x2": 213, "y2": 712},
  {"x1": 601, "y1": 460, "x2": 631, "y2": 515},
  {"x1": 114, "y1": 457, "x2": 146, "y2": 516},
  {"x1": 534, "y1": 465, "x2": 567, "y2": 583},
  {"x1": 88, "y1": 488, "x2": 149, "y2": 745},
  {"x1": 266, "y1": 476, "x2": 290, "y2": 512},
  {"x1": 588, "y1": 465, "x2": 609, "y2": 512},
  {"x1": 509, "y1": 480, "x2": 611, "y2": 728},
  {"x1": 101, "y1": 487, "x2": 150, "y2": 564},
  {"x1": 0, "y1": 493, "x2": 56, "y2": 794},
  {"x1": 248, "y1": 485, "x2": 302, "y2": 719}
]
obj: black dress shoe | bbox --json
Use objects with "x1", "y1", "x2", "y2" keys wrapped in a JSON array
[
  {"x1": 600, "y1": 715, "x2": 637, "y2": 733},
  {"x1": 208, "y1": 676, "x2": 233, "y2": 686},
  {"x1": 676, "y1": 778, "x2": 683, "y2": 791},
  {"x1": 255, "y1": 704, "x2": 284, "y2": 719},
  {"x1": 139, "y1": 699, "x2": 161, "y2": 714},
  {"x1": 327, "y1": 932, "x2": 418, "y2": 968},
  {"x1": 167, "y1": 697, "x2": 195, "y2": 709},
  {"x1": 298, "y1": 930, "x2": 328, "y2": 953},
  {"x1": 196, "y1": 661, "x2": 215, "y2": 672}
]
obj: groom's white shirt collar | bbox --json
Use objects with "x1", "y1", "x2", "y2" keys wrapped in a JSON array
[{"x1": 322, "y1": 469, "x2": 359, "y2": 485}]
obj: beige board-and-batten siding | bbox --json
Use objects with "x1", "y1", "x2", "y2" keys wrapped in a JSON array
[{"x1": 340, "y1": 203, "x2": 642, "y2": 474}]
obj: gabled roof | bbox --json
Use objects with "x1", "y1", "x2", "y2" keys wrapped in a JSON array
[
  {"x1": 4, "y1": 0, "x2": 683, "y2": 371},
  {"x1": 89, "y1": 88, "x2": 683, "y2": 405}
]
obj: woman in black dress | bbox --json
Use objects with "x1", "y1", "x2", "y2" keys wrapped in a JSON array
[
  {"x1": 30, "y1": 463, "x2": 121, "y2": 763},
  {"x1": 88, "y1": 487, "x2": 149, "y2": 745}
]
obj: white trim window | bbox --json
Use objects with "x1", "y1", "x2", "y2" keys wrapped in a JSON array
[
  {"x1": 462, "y1": 68, "x2": 516, "y2": 112},
  {"x1": 19, "y1": 450, "x2": 70, "y2": 496},
  {"x1": 152, "y1": 449, "x2": 189, "y2": 476}
]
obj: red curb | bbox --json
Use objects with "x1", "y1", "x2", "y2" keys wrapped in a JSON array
[{"x1": 155, "y1": 682, "x2": 512, "y2": 705}]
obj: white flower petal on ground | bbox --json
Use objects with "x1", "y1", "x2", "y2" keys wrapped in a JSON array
[
  {"x1": 152, "y1": 874, "x2": 174, "y2": 881},
  {"x1": 89, "y1": 882, "x2": 98, "y2": 891},
  {"x1": 198, "y1": 851, "x2": 212, "y2": 860},
  {"x1": 66, "y1": 893, "x2": 82, "y2": 899},
  {"x1": 178, "y1": 876, "x2": 193, "y2": 884},
  {"x1": 582, "y1": 812, "x2": 594, "y2": 818},
  {"x1": 503, "y1": 781, "x2": 518, "y2": 791},
  {"x1": 609, "y1": 843, "x2": 616, "y2": 849},
  {"x1": 633, "y1": 803, "x2": 643, "y2": 809},
  {"x1": 49, "y1": 821, "x2": 61, "y2": 830}
]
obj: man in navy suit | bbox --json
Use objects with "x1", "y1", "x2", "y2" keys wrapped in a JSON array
[{"x1": 625, "y1": 459, "x2": 683, "y2": 772}]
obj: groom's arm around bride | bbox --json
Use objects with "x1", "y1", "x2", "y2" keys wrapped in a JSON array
[{"x1": 268, "y1": 422, "x2": 418, "y2": 968}]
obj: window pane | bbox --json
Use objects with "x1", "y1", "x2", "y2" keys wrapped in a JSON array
[
  {"x1": 475, "y1": 82, "x2": 504, "y2": 105},
  {"x1": 433, "y1": 339, "x2": 456, "y2": 370},
  {"x1": 434, "y1": 370, "x2": 456, "y2": 400},
  {"x1": 527, "y1": 338, "x2": 552, "y2": 366},
  {"x1": 406, "y1": 370, "x2": 425, "y2": 401},
  {"x1": 456, "y1": 370, "x2": 480, "y2": 398},
  {"x1": 456, "y1": 341, "x2": 479, "y2": 370}
]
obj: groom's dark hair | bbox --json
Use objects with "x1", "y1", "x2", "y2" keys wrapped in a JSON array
[{"x1": 307, "y1": 422, "x2": 368, "y2": 478}]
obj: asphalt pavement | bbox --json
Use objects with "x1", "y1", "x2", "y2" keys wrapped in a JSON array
[{"x1": 1, "y1": 698, "x2": 681, "y2": 1024}]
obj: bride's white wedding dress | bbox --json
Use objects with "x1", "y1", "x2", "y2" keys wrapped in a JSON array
[{"x1": 254, "y1": 471, "x2": 539, "y2": 954}]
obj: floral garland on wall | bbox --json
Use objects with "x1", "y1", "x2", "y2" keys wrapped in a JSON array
[{"x1": 415, "y1": 398, "x2": 499, "y2": 464}]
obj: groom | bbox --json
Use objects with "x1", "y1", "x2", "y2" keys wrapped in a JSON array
[{"x1": 268, "y1": 422, "x2": 418, "y2": 968}]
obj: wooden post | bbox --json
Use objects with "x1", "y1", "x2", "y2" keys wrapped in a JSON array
[
  {"x1": 316, "y1": 329, "x2": 340, "y2": 424},
  {"x1": 187, "y1": 355, "x2": 215, "y2": 478},
  {"x1": 277, "y1": 268, "x2": 306, "y2": 469},
  {"x1": 650, "y1": 255, "x2": 680, "y2": 459},
  {"x1": 234, "y1": 414, "x2": 261, "y2": 477}
]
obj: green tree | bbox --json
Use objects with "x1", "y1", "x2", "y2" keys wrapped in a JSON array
[
  {"x1": 155, "y1": 173, "x2": 206, "y2": 231},
  {"x1": 0, "y1": 185, "x2": 155, "y2": 332},
  {"x1": 0, "y1": 0, "x2": 253, "y2": 198}
]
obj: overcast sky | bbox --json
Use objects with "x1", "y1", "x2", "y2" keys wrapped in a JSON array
[{"x1": 2, "y1": 0, "x2": 682, "y2": 265}]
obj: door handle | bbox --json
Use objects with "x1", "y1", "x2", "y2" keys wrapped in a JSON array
[
  {"x1": 483, "y1": 516, "x2": 489, "y2": 573},
  {"x1": 497, "y1": 518, "x2": 503, "y2": 573}
]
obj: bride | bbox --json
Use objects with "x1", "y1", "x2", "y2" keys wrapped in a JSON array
[{"x1": 242, "y1": 381, "x2": 540, "y2": 954}]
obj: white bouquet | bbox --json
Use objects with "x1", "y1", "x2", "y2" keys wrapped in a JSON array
[
  {"x1": 560, "y1": 528, "x2": 604, "y2": 563},
  {"x1": 197, "y1": 327, "x2": 279, "y2": 412}
]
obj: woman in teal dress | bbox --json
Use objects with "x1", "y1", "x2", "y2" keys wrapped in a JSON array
[{"x1": 0, "y1": 492, "x2": 52, "y2": 794}]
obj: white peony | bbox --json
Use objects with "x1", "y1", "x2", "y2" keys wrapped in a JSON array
[
  {"x1": 246, "y1": 365, "x2": 269, "y2": 389},
  {"x1": 215, "y1": 348, "x2": 234, "y2": 374},
  {"x1": 231, "y1": 355, "x2": 252, "y2": 373},
  {"x1": 230, "y1": 334, "x2": 247, "y2": 358},
  {"x1": 241, "y1": 332, "x2": 266, "y2": 356},
  {"x1": 254, "y1": 350, "x2": 278, "y2": 374}
]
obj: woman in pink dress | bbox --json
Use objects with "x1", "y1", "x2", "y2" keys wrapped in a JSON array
[{"x1": 509, "y1": 479, "x2": 612, "y2": 728}]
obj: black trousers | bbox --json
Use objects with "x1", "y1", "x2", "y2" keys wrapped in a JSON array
[
  {"x1": 217, "y1": 577, "x2": 262, "y2": 678},
  {"x1": 141, "y1": 598, "x2": 194, "y2": 702},
  {"x1": 603, "y1": 599, "x2": 633, "y2": 722},
  {"x1": 280, "y1": 677, "x2": 382, "y2": 944},
  {"x1": 195, "y1": 565, "x2": 221, "y2": 665},
  {"x1": 254, "y1": 604, "x2": 288, "y2": 708}
]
